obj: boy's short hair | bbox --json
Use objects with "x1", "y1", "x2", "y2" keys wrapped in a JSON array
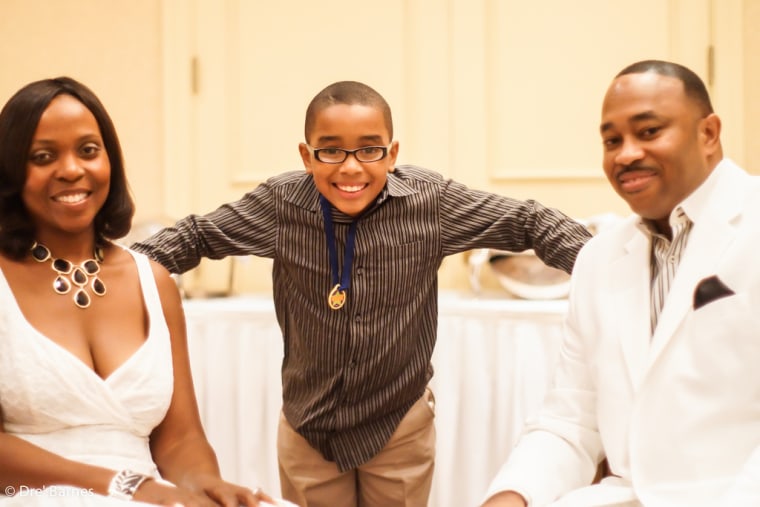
[{"x1": 304, "y1": 81, "x2": 393, "y2": 142}]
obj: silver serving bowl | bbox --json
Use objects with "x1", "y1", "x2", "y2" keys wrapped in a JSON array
[{"x1": 488, "y1": 250, "x2": 571, "y2": 300}]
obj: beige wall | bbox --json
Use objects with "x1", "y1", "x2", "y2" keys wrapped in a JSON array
[
  {"x1": 0, "y1": 0, "x2": 164, "y2": 219},
  {"x1": 746, "y1": 0, "x2": 760, "y2": 171},
  {"x1": 1, "y1": 1, "x2": 758, "y2": 294}
]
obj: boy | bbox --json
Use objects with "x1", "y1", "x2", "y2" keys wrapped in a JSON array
[{"x1": 133, "y1": 80, "x2": 591, "y2": 507}]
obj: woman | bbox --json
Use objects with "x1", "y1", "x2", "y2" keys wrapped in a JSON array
[{"x1": 0, "y1": 77, "x2": 278, "y2": 506}]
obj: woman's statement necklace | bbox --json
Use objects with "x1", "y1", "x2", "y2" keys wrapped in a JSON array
[{"x1": 30, "y1": 242, "x2": 106, "y2": 309}]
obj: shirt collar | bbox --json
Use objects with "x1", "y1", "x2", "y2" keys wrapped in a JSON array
[
  {"x1": 366, "y1": 169, "x2": 420, "y2": 208},
  {"x1": 635, "y1": 158, "x2": 727, "y2": 238},
  {"x1": 384, "y1": 170, "x2": 419, "y2": 196},
  {"x1": 287, "y1": 168, "x2": 420, "y2": 222}
]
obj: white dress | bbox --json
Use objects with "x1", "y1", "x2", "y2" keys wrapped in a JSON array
[{"x1": 0, "y1": 249, "x2": 172, "y2": 505}]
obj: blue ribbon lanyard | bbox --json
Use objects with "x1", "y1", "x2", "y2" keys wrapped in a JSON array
[{"x1": 319, "y1": 196, "x2": 358, "y2": 310}]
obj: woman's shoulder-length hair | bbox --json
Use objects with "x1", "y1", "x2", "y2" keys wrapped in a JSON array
[{"x1": 0, "y1": 76, "x2": 134, "y2": 259}]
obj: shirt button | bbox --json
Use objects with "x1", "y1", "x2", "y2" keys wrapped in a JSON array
[
  {"x1": 348, "y1": 360, "x2": 356, "y2": 369},
  {"x1": 354, "y1": 314, "x2": 361, "y2": 323}
]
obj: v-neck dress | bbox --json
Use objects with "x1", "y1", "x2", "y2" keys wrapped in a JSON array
[{"x1": 0, "y1": 249, "x2": 173, "y2": 505}]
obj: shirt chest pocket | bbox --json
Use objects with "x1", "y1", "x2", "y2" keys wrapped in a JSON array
[{"x1": 356, "y1": 241, "x2": 439, "y2": 308}]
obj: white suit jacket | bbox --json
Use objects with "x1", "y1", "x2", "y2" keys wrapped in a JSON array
[{"x1": 485, "y1": 159, "x2": 760, "y2": 507}]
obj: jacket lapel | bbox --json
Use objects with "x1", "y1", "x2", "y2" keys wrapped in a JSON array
[
  {"x1": 612, "y1": 230, "x2": 652, "y2": 391},
  {"x1": 647, "y1": 222, "x2": 733, "y2": 363},
  {"x1": 648, "y1": 163, "x2": 745, "y2": 367}
]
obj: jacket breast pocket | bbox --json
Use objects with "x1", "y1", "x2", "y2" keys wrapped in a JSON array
[{"x1": 681, "y1": 291, "x2": 760, "y2": 390}]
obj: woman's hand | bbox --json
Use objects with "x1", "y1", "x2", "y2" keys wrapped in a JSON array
[
  {"x1": 132, "y1": 479, "x2": 219, "y2": 507},
  {"x1": 150, "y1": 472, "x2": 276, "y2": 507},
  {"x1": 198, "y1": 477, "x2": 276, "y2": 507},
  {"x1": 132, "y1": 478, "x2": 276, "y2": 506}
]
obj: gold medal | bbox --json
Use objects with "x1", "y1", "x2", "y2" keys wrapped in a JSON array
[
  {"x1": 320, "y1": 196, "x2": 356, "y2": 312},
  {"x1": 328, "y1": 284, "x2": 346, "y2": 310}
]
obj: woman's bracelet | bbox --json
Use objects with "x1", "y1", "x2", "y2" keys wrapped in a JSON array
[{"x1": 107, "y1": 469, "x2": 152, "y2": 501}]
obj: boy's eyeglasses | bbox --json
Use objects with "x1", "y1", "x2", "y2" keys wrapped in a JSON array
[{"x1": 307, "y1": 144, "x2": 392, "y2": 164}]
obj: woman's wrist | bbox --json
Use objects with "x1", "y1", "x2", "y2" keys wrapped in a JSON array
[{"x1": 106, "y1": 469, "x2": 153, "y2": 501}]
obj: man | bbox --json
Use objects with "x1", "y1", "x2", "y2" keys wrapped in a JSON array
[
  {"x1": 481, "y1": 60, "x2": 760, "y2": 506},
  {"x1": 133, "y1": 80, "x2": 591, "y2": 507}
]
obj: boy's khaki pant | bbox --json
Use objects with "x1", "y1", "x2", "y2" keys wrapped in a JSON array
[{"x1": 277, "y1": 388, "x2": 436, "y2": 507}]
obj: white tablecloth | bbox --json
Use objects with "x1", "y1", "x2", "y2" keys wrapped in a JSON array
[{"x1": 183, "y1": 291, "x2": 567, "y2": 507}]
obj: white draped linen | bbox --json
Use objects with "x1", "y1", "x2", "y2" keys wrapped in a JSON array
[{"x1": 183, "y1": 291, "x2": 567, "y2": 507}]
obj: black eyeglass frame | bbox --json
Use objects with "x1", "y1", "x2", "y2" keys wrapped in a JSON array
[{"x1": 306, "y1": 144, "x2": 393, "y2": 164}]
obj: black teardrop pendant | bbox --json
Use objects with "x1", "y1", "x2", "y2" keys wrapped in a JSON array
[
  {"x1": 82, "y1": 259, "x2": 99, "y2": 275},
  {"x1": 71, "y1": 267, "x2": 87, "y2": 286},
  {"x1": 92, "y1": 277, "x2": 106, "y2": 296},
  {"x1": 31, "y1": 243, "x2": 50, "y2": 262},
  {"x1": 74, "y1": 289, "x2": 91, "y2": 309},
  {"x1": 53, "y1": 276, "x2": 71, "y2": 294},
  {"x1": 53, "y1": 258, "x2": 72, "y2": 274}
]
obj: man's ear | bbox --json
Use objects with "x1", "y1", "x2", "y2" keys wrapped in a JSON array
[
  {"x1": 298, "y1": 143, "x2": 313, "y2": 174},
  {"x1": 700, "y1": 113, "x2": 722, "y2": 156}
]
